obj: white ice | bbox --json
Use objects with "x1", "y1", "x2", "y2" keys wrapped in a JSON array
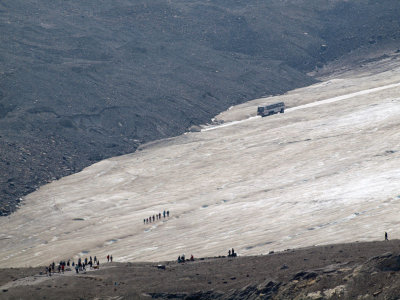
[{"x1": 1, "y1": 56, "x2": 400, "y2": 267}]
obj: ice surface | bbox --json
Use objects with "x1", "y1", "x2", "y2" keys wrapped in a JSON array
[{"x1": 1, "y1": 58, "x2": 400, "y2": 267}]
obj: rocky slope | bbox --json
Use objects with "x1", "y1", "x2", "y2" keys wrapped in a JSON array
[
  {"x1": 2, "y1": 240, "x2": 400, "y2": 299},
  {"x1": 1, "y1": 0, "x2": 400, "y2": 215}
]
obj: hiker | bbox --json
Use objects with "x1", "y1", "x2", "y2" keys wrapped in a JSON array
[
  {"x1": 94, "y1": 256, "x2": 97, "y2": 263},
  {"x1": 159, "y1": 213, "x2": 161, "y2": 219},
  {"x1": 181, "y1": 254, "x2": 185, "y2": 262},
  {"x1": 228, "y1": 249, "x2": 231, "y2": 257},
  {"x1": 178, "y1": 256, "x2": 181, "y2": 263},
  {"x1": 48, "y1": 265, "x2": 52, "y2": 276},
  {"x1": 163, "y1": 210, "x2": 166, "y2": 218},
  {"x1": 167, "y1": 210, "x2": 169, "y2": 217},
  {"x1": 61, "y1": 264, "x2": 65, "y2": 273},
  {"x1": 97, "y1": 260, "x2": 100, "y2": 267},
  {"x1": 75, "y1": 264, "x2": 79, "y2": 274},
  {"x1": 144, "y1": 219, "x2": 146, "y2": 224},
  {"x1": 85, "y1": 257, "x2": 88, "y2": 265},
  {"x1": 149, "y1": 216, "x2": 152, "y2": 223},
  {"x1": 52, "y1": 262, "x2": 55, "y2": 271},
  {"x1": 385, "y1": 232, "x2": 389, "y2": 241},
  {"x1": 107, "y1": 255, "x2": 110, "y2": 262},
  {"x1": 67, "y1": 259, "x2": 70, "y2": 267},
  {"x1": 190, "y1": 254, "x2": 194, "y2": 261},
  {"x1": 152, "y1": 215, "x2": 155, "y2": 222},
  {"x1": 231, "y1": 248, "x2": 236, "y2": 257},
  {"x1": 110, "y1": 255, "x2": 113, "y2": 262}
]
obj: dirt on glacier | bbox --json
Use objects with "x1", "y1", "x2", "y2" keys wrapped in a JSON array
[{"x1": 2, "y1": 240, "x2": 400, "y2": 299}]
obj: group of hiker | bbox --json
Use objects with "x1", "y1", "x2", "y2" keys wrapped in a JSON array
[
  {"x1": 46, "y1": 261, "x2": 68, "y2": 275},
  {"x1": 177, "y1": 254, "x2": 194, "y2": 263},
  {"x1": 73, "y1": 256, "x2": 101, "y2": 274},
  {"x1": 42, "y1": 231, "x2": 393, "y2": 276},
  {"x1": 144, "y1": 210, "x2": 170, "y2": 224},
  {"x1": 177, "y1": 248, "x2": 237, "y2": 263},
  {"x1": 45, "y1": 255, "x2": 113, "y2": 276},
  {"x1": 45, "y1": 246, "x2": 240, "y2": 276},
  {"x1": 228, "y1": 248, "x2": 237, "y2": 257}
]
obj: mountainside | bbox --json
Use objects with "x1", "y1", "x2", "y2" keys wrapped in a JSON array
[
  {"x1": 1, "y1": 0, "x2": 400, "y2": 215},
  {"x1": 2, "y1": 53, "x2": 400, "y2": 268}
]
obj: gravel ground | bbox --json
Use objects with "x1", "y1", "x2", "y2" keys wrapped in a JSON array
[{"x1": 2, "y1": 240, "x2": 400, "y2": 299}]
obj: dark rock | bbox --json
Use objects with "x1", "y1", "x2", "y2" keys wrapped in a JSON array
[
  {"x1": 292, "y1": 271, "x2": 318, "y2": 281},
  {"x1": 236, "y1": 284, "x2": 258, "y2": 298},
  {"x1": 149, "y1": 292, "x2": 187, "y2": 299},
  {"x1": 376, "y1": 255, "x2": 400, "y2": 272},
  {"x1": 258, "y1": 280, "x2": 281, "y2": 296},
  {"x1": 184, "y1": 291, "x2": 223, "y2": 300}
]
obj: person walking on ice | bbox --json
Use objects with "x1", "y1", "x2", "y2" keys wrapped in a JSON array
[{"x1": 385, "y1": 232, "x2": 389, "y2": 241}]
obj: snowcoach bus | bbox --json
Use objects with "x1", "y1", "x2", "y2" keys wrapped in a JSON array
[{"x1": 257, "y1": 102, "x2": 285, "y2": 117}]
